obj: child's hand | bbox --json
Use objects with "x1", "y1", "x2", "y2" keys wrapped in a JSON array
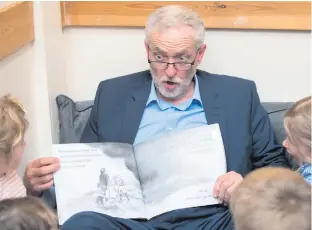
[{"x1": 23, "y1": 157, "x2": 60, "y2": 195}]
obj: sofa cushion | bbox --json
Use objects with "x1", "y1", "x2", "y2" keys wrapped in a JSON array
[
  {"x1": 261, "y1": 102, "x2": 293, "y2": 145},
  {"x1": 56, "y1": 94, "x2": 293, "y2": 145},
  {"x1": 56, "y1": 94, "x2": 93, "y2": 143}
]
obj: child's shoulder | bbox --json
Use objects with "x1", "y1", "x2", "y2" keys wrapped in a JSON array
[{"x1": 0, "y1": 170, "x2": 26, "y2": 200}]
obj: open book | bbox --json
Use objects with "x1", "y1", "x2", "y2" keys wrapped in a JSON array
[{"x1": 53, "y1": 124, "x2": 227, "y2": 225}]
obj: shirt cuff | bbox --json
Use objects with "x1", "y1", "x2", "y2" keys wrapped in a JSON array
[{"x1": 41, "y1": 185, "x2": 57, "y2": 210}]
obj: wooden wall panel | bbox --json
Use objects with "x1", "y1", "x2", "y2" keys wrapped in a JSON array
[
  {"x1": 61, "y1": 1, "x2": 311, "y2": 30},
  {"x1": 0, "y1": 2, "x2": 34, "y2": 59}
]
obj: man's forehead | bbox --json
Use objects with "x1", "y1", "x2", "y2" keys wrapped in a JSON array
[
  {"x1": 148, "y1": 26, "x2": 196, "y2": 48},
  {"x1": 150, "y1": 46, "x2": 191, "y2": 55},
  {"x1": 148, "y1": 39, "x2": 196, "y2": 55},
  {"x1": 151, "y1": 32, "x2": 194, "y2": 43}
]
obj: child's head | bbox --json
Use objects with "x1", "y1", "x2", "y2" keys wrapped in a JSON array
[
  {"x1": 230, "y1": 167, "x2": 311, "y2": 230},
  {"x1": 0, "y1": 95, "x2": 28, "y2": 175},
  {"x1": 283, "y1": 96, "x2": 311, "y2": 165},
  {"x1": 0, "y1": 196, "x2": 58, "y2": 230}
]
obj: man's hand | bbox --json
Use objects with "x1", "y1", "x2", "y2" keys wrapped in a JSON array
[
  {"x1": 24, "y1": 157, "x2": 60, "y2": 195},
  {"x1": 213, "y1": 171, "x2": 243, "y2": 205}
]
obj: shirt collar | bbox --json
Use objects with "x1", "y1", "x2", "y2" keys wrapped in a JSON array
[{"x1": 146, "y1": 75, "x2": 203, "y2": 111}]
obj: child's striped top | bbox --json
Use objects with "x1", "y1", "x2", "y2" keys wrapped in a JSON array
[
  {"x1": 298, "y1": 163, "x2": 312, "y2": 185},
  {"x1": 0, "y1": 170, "x2": 26, "y2": 200}
]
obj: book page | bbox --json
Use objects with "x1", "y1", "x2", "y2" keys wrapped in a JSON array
[
  {"x1": 53, "y1": 142, "x2": 145, "y2": 225},
  {"x1": 133, "y1": 124, "x2": 227, "y2": 218}
]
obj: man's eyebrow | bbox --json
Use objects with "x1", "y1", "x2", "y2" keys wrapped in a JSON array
[
  {"x1": 174, "y1": 51, "x2": 190, "y2": 57},
  {"x1": 151, "y1": 47, "x2": 165, "y2": 53},
  {"x1": 151, "y1": 47, "x2": 189, "y2": 56}
]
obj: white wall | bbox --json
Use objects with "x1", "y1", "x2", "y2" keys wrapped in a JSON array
[
  {"x1": 64, "y1": 28, "x2": 311, "y2": 102},
  {"x1": 33, "y1": 2, "x2": 67, "y2": 145}
]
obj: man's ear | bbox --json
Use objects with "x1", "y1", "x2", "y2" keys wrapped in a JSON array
[
  {"x1": 196, "y1": 44, "x2": 207, "y2": 65},
  {"x1": 144, "y1": 40, "x2": 150, "y2": 59}
]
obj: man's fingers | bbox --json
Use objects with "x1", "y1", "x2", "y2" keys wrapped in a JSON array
[
  {"x1": 33, "y1": 180, "x2": 54, "y2": 192},
  {"x1": 31, "y1": 163, "x2": 60, "y2": 177},
  {"x1": 213, "y1": 175, "x2": 227, "y2": 197},
  {"x1": 225, "y1": 180, "x2": 242, "y2": 203},
  {"x1": 32, "y1": 174, "x2": 54, "y2": 185},
  {"x1": 31, "y1": 157, "x2": 59, "y2": 168},
  {"x1": 23, "y1": 157, "x2": 60, "y2": 194},
  {"x1": 213, "y1": 171, "x2": 242, "y2": 203},
  {"x1": 26, "y1": 171, "x2": 54, "y2": 193},
  {"x1": 224, "y1": 185, "x2": 234, "y2": 203},
  {"x1": 218, "y1": 180, "x2": 234, "y2": 203}
]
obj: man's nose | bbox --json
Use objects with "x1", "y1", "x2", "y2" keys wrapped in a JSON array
[{"x1": 165, "y1": 63, "x2": 177, "y2": 77}]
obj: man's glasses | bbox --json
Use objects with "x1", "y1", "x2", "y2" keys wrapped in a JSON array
[
  {"x1": 147, "y1": 47, "x2": 200, "y2": 71},
  {"x1": 148, "y1": 60, "x2": 195, "y2": 71}
]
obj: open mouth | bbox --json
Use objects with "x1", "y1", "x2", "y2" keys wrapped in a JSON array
[
  {"x1": 166, "y1": 81, "x2": 176, "y2": 85},
  {"x1": 164, "y1": 81, "x2": 178, "y2": 89}
]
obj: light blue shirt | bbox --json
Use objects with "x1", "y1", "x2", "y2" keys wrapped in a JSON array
[{"x1": 134, "y1": 76, "x2": 208, "y2": 145}]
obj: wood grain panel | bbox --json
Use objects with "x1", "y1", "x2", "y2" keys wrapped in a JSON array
[
  {"x1": 61, "y1": 1, "x2": 311, "y2": 30},
  {"x1": 0, "y1": 1, "x2": 34, "y2": 59}
]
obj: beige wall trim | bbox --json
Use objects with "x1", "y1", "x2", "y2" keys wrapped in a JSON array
[
  {"x1": 61, "y1": 1, "x2": 311, "y2": 31},
  {"x1": 0, "y1": 2, "x2": 34, "y2": 60}
]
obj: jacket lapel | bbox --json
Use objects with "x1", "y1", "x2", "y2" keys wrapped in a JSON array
[
  {"x1": 119, "y1": 72, "x2": 152, "y2": 144},
  {"x1": 197, "y1": 70, "x2": 229, "y2": 156}
]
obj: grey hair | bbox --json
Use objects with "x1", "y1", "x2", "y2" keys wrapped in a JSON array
[{"x1": 145, "y1": 5, "x2": 205, "y2": 49}]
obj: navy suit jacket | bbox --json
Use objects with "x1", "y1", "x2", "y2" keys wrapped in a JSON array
[{"x1": 81, "y1": 69, "x2": 290, "y2": 175}]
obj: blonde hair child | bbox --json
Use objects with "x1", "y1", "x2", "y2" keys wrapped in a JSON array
[
  {"x1": 283, "y1": 96, "x2": 311, "y2": 184},
  {"x1": 0, "y1": 95, "x2": 28, "y2": 200}
]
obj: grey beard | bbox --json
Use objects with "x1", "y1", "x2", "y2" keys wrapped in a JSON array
[
  {"x1": 149, "y1": 68, "x2": 195, "y2": 100},
  {"x1": 154, "y1": 81, "x2": 188, "y2": 99}
]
